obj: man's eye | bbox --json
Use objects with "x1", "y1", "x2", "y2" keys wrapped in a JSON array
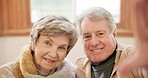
[
  {"x1": 98, "y1": 33, "x2": 105, "y2": 37},
  {"x1": 83, "y1": 35, "x2": 91, "y2": 40},
  {"x1": 99, "y1": 33, "x2": 104, "y2": 35}
]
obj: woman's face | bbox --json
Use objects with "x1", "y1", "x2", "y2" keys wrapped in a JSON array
[{"x1": 33, "y1": 34, "x2": 69, "y2": 72}]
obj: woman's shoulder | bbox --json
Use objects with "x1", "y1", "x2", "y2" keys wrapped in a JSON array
[
  {"x1": 55, "y1": 59, "x2": 76, "y2": 78},
  {"x1": 58, "y1": 59, "x2": 75, "y2": 71},
  {"x1": 0, "y1": 61, "x2": 16, "y2": 77},
  {"x1": 0, "y1": 61, "x2": 15, "y2": 69}
]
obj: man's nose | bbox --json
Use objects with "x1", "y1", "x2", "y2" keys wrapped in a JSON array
[{"x1": 90, "y1": 36, "x2": 100, "y2": 47}]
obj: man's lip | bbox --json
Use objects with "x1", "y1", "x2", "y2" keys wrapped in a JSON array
[
  {"x1": 90, "y1": 48, "x2": 104, "y2": 51},
  {"x1": 90, "y1": 48, "x2": 104, "y2": 53}
]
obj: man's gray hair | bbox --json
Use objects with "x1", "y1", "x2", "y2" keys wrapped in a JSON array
[{"x1": 76, "y1": 7, "x2": 116, "y2": 34}]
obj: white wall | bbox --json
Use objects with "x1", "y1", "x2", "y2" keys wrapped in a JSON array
[
  {"x1": 0, "y1": 36, "x2": 30, "y2": 65},
  {"x1": 0, "y1": 36, "x2": 135, "y2": 65}
]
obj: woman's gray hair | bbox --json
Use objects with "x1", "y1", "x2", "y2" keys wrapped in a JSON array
[
  {"x1": 30, "y1": 15, "x2": 78, "y2": 54},
  {"x1": 76, "y1": 7, "x2": 116, "y2": 34}
]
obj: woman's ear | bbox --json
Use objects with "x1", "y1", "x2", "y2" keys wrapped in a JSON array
[
  {"x1": 113, "y1": 28, "x2": 117, "y2": 37},
  {"x1": 30, "y1": 38, "x2": 35, "y2": 51}
]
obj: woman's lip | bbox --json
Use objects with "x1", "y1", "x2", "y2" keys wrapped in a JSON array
[{"x1": 44, "y1": 58, "x2": 56, "y2": 64}]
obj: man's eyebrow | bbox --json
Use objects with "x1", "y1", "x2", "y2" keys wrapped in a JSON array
[
  {"x1": 83, "y1": 33, "x2": 90, "y2": 36},
  {"x1": 96, "y1": 30, "x2": 106, "y2": 33}
]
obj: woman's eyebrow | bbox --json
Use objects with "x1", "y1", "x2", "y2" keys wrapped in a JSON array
[{"x1": 46, "y1": 37, "x2": 53, "y2": 42}]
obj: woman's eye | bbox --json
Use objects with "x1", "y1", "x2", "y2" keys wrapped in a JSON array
[
  {"x1": 45, "y1": 41, "x2": 49, "y2": 45},
  {"x1": 59, "y1": 47, "x2": 66, "y2": 50},
  {"x1": 45, "y1": 41, "x2": 51, "y2": 46},
  {"x1": 58, "y1": 46, "x2": 67, "y2": 52}
]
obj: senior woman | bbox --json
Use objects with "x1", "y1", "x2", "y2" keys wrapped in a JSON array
[{"x1": 0, "y1": 15, "x2": 78, "y2": 78}]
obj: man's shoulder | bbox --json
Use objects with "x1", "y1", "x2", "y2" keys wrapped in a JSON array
[
  {"x1": 75, "y1": 57, "x2": 89, "y2": 68},
  {"x1": 118, "y1": 43, "x2": 137, "y2": 62},
  {"x1": 75, "y1": 57, "x2": 87, "y2": 63},
  {"x1": 75, "y1": 57, "x2": 87, "y2": 78},
  {"x1": 117, "y1": 42, "x2": 136, "y2": 55},
  {"x1": 122, "y1": 44, "x2": 136, "y2": 55}
]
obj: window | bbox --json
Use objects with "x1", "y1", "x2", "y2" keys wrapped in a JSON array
[
  {"x1": 0, "y1": 0, "x2": 31, "y2": 36},
  {"x1": 31, "y1": 0, "x2": 120, "y2": 23},
  {"x1": 30, "y1": 0, "x2": 75, "y2": 22},
  {"x1": 0, "y1": 0, "x2": 133, "y2": 36},
  {"x1": 76, "y1": 0, "x2": 120, "y2": 23}
]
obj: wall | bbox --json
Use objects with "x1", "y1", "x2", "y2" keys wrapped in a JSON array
[{"x1": 0, "y1": 36, "x2": 135, "y2": 65}]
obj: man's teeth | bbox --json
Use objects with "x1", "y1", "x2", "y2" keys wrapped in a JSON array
[
  {"x1": 91, "y1": 48, "x2": 103, "y2": 52},
  {"x1": 93, "y1": 50, "x2": 99, "y2": 52}
]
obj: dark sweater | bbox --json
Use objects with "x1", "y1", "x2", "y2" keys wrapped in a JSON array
[{"x1": 91, "y1": 46, "x2": 117, "y2": 78}]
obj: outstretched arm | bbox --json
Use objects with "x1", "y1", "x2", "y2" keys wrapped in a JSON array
[{"x1": 118, "y1": 0, "x2": 148, "y2": 73}]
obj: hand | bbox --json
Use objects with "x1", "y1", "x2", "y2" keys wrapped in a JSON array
[{"x1": 118, "y1": 0, "x2": 148, "y2": 73}]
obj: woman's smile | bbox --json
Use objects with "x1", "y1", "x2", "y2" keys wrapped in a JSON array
[{"x1": 43, "y1": 57, "x2": 57, "y2": 65}]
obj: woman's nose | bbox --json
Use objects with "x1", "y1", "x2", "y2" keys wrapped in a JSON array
[{"x1": 48, "y1": 47, "x2": 58, "y2": 58}]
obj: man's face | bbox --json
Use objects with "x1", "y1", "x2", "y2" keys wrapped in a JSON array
[{"x1": 81, "y1": 18, "x2": 117, "y2": 65}]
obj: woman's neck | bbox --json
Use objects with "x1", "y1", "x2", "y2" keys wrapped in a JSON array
[{"x1": 37, "y1": 69, "x2": 50, "y2": 77}]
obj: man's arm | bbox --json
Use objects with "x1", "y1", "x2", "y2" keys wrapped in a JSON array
[{"x1": 118, "y1": 0, "x2": 148, "y2": 73}]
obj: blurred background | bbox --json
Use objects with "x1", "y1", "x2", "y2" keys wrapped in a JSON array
[{"x1": 0, "y1": 0, "x2": 135, "y2": 65}]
